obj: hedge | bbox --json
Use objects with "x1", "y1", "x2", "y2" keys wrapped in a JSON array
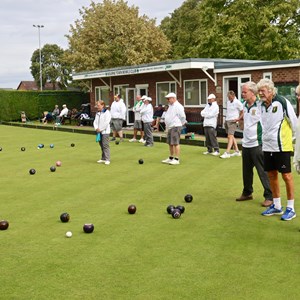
[{"x1": 0, "y1": 90, "x2": 90, "y2": 121}]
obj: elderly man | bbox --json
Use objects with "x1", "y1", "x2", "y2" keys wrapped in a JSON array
[
  {"x1": 258, "y1": 79, "x2": 297, "y2": 221},
  {"x1": 235, "y1": 81, "x2": 272, "y2": 207},
  {"x1": 110, "y1": 94, "x2": 126, "y2": 142},
  {"x1": 201, "y1": 93, "x2": 220, "y2": 156},
  {"x1": 162, "y1": 93, "x2": 186, "y2": 165},
  {"x1": 55, "y1": 104, "x2": 68, "y2": 126}
]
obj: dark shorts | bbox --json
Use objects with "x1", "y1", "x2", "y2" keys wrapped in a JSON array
[
  {"x1": 167, "y1": 127, "x2": 182, "y2": 145},
  {"x1": 111, "y1": 118, "x2": 123, "y2": 132},
  {"x1": 263, "y1": 152, "x2": 292, "y2": 173}
]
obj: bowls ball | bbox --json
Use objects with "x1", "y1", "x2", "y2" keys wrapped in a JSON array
[
  {"x1": 0, "y1": 220, "x2": 9, "y2": 230},
  {"x1": 115, "y1": 141, "x2": 119, "y2": 145},
  {"x1": 128, "y1": 205, "x2": 137, "y2": 214},
  {"x1": 176, "y1": 205, "x2": 185, "y2": 214},
  {"x1": 21, "y1": 147, "x2": 26, "y2": 151},
  {"x1": 50, "y1": 144, "x2": 54, "y2": 148},
  {"x1": 71, "y1": 143, "x2": 75, "y2": 147},
  {"x1": 50, "y1": 166, "x2": 56, "y2": 172},
  {"x1": 29, "y1": 168, "x2": 36, "y2": 175},
  {"x1": 138, "y1": 159, "x2": 144, "y2": 165},
  {"x1": 56, "y1": 161, "x2": 62, "y2": 167},
  {"x1": 167, "y1": 205, "x2": 175, "y2": 214},
  {"x1": 60, "y1": 213, "x2": 70, "y2": 223},
  {"x1": 172, "y1": 209, "x2": 181, "y2": 219},
  {"x1": 184, "y1": 194, "x2": 193, "y2": 203},
  {"x1": 83, "y1": 223, "x2": 94, "y2": 233}
]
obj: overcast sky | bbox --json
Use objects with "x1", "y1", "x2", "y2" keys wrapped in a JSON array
[{"x1": 0, "y1": 0, "x2": 184, "y2": 89}]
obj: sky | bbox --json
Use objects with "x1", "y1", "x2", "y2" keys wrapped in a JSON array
[{"x1": 0, "y1": 0, "x2": 184, "y2": 89}]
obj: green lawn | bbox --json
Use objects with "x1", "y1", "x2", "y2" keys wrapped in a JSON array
[{"x1": 0, "y1": 125, "x2": 300, "y2": 300}]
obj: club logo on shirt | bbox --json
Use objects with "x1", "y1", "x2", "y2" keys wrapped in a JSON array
[
  {"x1": 251, "y1": 109, "x2": 256, "y2": 115},
  {"x1": 272, "y1": 106, "x2": 278, "y2": 113}
]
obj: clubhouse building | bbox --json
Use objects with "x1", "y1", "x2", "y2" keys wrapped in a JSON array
[{"x1": 73, "y1": 58, "x2": 300, "y2": 126}]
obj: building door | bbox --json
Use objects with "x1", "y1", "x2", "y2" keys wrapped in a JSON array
[
  {"x1": 222, "y1": 75, "x2": 251, "y2": 125},
  {"x1": 126, "y1": 88, "x2": 136, "y2": 125}
]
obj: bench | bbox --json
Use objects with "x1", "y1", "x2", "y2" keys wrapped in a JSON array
[{"x1": 185, "y1": 112, "x2": 204, "y2": 134}]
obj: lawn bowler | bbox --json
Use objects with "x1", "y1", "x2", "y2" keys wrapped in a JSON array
[
  {"x1": 162, "y1": 93, "x2": 186, "y2": 165},
  {"x1": 94, "y1": 100, "x2": 111, "y2": 165}
]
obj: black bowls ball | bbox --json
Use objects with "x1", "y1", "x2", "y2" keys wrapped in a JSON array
[
  {"x1": 60, "y1": 213, "x2": 70, "y2": 223},
  {"x1": 167, "y1": 205, "x2": 175, "y2": 214},
  {"x1": 83, "y1": 223, "x2": 94, "y2": 233},
  {"x1": 50, "y1": 166, "x2": 56, "y2": 172},
  {"x1": 176, "y1": 205, "x2": 185, "y2": 214},
  {"x1": 128, "y1": 205, "x2": 137, "y2": 214},
  {"x1": 184, "y1": 194, "x2": 193, "y2": 203},
  {"x1": 138, "y1": 159, "x2": 144, "y2": 164},
  {"x1": 172, "y1": 209, "x2": 181, "y2": 219},
  {"x1": 21, "y1": 147, "x2": 26, "y2": 151},
  {"x1": 29, "y1": 168, "x2": 36, "y2": 175},
  {"x1": 71, "y1": 143, "x2": 75, "y2": 147},
  {"x1": 0, "y1": 220, "x2": 9, "y2": 230}
]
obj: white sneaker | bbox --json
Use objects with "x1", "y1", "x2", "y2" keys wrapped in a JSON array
[
  {"x1": 220, "y1": 152, "x2": 231, "y2": 159},
  {"x1": 97, "y1": 159, "x2": 105, "y2": 163},
  {"x1": 104, "y1": 161, "x2": 110, "y2": 165},
  {"x1": 169, "y1": 159, "x2": 180, "y2": 165},
  {"x1": 231, "y1": 151, "x2": 241, "y2": 157},
  {"x1": 162, "y1": 158, "x2": 172, "y2": 164},
  {"x1": 129, "y1": 138, "x2": 137, "y2": 142},
  {"x1": 139, "y1": 138, "x2": 145, "y2": 143},
  {"x1": 203, "y1": 151, "x2": 211, "y2": 155},
  {"x1": 212, "y1": 151, "x2": 220, "y2": 156}
]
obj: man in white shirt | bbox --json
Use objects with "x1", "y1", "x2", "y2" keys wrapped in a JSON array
[
  {"x1": 201, "y1": 93, "x2": 220, "y2": 156},
  {"x1": 220, "y1": 90, "x2": 244, "y2": 158},
  {"x1": 55, "y1": 104, "x2": 69, "y2": 126},
  {"x1": 129, "y1": 95, "x2": 145, "y2": 143},
  {"x1": 140, "y1": 96, "x2": 154, "y2": 147},
  {"x1": 110, "y1": 94, "x2": 126, "y2": 142},
  {"x1": 162, "y1": 93, "x2": 186, "y2": 165},
  {"x1": 235, "y1": 82, "x2": 272, "y2": 207}
]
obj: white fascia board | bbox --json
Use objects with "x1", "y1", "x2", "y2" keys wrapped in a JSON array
[
  {"x1": 73, "y1": 61, "x2": 215, "y2": 81},
  {"x1": 214, "y1": 63, "x2": 300, "y2": 74}
]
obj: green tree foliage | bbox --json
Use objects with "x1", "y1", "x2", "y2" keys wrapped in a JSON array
[
  {"x1": 65, "y1": 0, "x2": 171, "y2": 72},
  {"x1": 160, "y1": 0, "x2": 300, "y2": 60},
  {"x1": 30, "y1": 44, "x2": 72, "y2": 90}
]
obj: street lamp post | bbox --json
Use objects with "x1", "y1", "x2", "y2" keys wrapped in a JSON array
[{"x1": 33, "y1": 24, "x2": 44, "y2": 91}]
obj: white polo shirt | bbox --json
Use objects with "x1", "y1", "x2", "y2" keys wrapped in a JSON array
[
  {"x1": 242, "y1": 99, "x2": 262, "y2": 148},
  {"x1": 226, "y1": 98, "x2": 243, "y2": 121}
]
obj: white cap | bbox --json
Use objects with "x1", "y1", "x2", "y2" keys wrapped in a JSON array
[
  {"x1": 165, "y1": 92, "x2": 176, "y2": 98},
  {"x1": 207, "y1": 93, "x2": 216, "y2": 100},
  {"x1": 146, "y1": 97, "x2": 152, "y2": 101},
  {"x1": 141, "y1": 95, "x2": 147, "y2": 100}
]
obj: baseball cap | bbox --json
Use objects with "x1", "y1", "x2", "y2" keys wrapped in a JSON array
[
  {"x1": 141, "y1": 95, "x2": 147, "y2": 100},
  {"x1": 207, "y1": 93, "x2": 216, "y2": 100},
  {"x1": 165, "y1": 92, "x2": 176, "y2": 98}
]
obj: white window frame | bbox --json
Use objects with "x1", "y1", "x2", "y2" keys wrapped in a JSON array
[
  {"x1": 95, "y1": 86, "x2": 110, "y2": 102},
  {"x1": 184, "y1": 79, "x2": 208, "y2": 107},
  {"x1": 156, "y1": 81, "x2": 176, "y2": 105},
  {"x1": 113, "y1": 84, "x2": 129, "y2": 100},
  {"x1": 263, "y1": 72, "x2": 272, "y2": 80}
]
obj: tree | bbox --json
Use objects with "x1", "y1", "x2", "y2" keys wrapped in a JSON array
[
  {"x1": 30, "y1": 44, "x2": 72, "y2": 90},
  {"x1": 160, "y1": 0, "x2": 300, "y2": 60},
  {"x1": 65, "y1": 0, "x2": 171, "y2": 72}
]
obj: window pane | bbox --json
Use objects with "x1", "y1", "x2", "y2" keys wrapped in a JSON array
[
  {"x1": 185, "y1": 81, "x2": 199, "y2": 105},
  {"x1": 200, "y1": 81, "x2": 207, "y2": 105},
  {"x1": 100, "y1": 88, "x2": 110, "y2": 103},
  {"x1": 95, "y1": 87, "x2": 100, "y2": 101},
  {"x1": 171, "y1": 83, "x2": 176, "y2": 93},
  {"x1": 157, "y1": 82, "x2": 169, "y2": 105}
]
